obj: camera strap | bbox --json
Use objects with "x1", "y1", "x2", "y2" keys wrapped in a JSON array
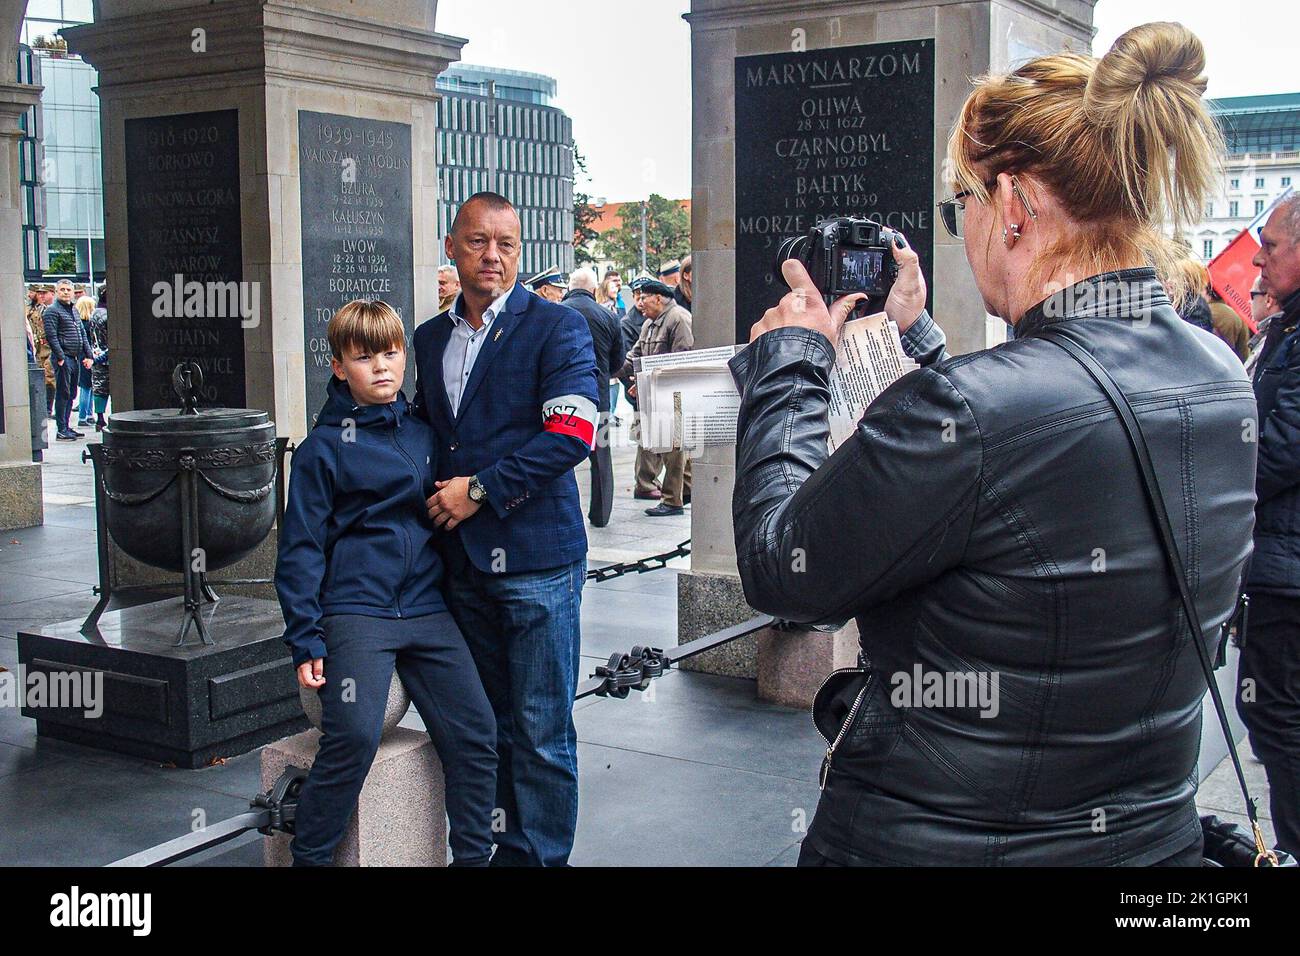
[{"x1": 1038, "y1": 325, "x2": 1278, "y2": 867}]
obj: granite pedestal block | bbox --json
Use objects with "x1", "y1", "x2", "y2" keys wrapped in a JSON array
[
  {"x1": 676, "y1": 570, "x2": 760, "y2": 678},
  {"x1": 758, "y1": 621, "x2": 861, "y2": 710},
  {"x1": 16, "y1": 595, "x2": 308, "y2": 768},
  {"x1": 261, "y1": 726, "x2": 447, "y2": 867}
]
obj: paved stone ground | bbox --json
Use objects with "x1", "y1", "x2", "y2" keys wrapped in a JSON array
[{"x1": 0, "y1": 409, "x2": 1276, "y2": 865}]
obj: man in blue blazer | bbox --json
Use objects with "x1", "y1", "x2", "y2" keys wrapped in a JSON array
[{"x1": 413, "y1": 192, "x2": 599, "y2": 866}]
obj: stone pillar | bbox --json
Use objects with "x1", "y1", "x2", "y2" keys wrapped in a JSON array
[
  {"x1": 63, "y1": 0, "x2": 463, "y2": 589},
  {"x1": 0, "y1": 8, "x2": 45, "y2": 530},
  {"x1": 680, "y1": 0, "x2": 1095, "y2": 702}
]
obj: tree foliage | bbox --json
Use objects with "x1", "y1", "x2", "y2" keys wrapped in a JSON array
[{"x1": 598, "y1": 194, "x2": 690, "y2": 276}]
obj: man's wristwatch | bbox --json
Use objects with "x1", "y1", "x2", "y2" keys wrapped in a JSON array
[{"x1": 467, "y1": 475, "x2": 488, "y2": 504}]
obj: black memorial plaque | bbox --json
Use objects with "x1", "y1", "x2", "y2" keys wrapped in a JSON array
[
  {"x1": 125, "y1": 110, "x2": 245, "y2": 408},
  {"x1": 298, "y1": 111, "x2": 414, "y2": 423},
  {"x1": 734, "y1": 40, "x2": 934, "y2": 344}
]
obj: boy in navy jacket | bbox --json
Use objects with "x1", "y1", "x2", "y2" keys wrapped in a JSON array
[{"x1": 275, "y1": 300, "x2": 496, "y2": 866}]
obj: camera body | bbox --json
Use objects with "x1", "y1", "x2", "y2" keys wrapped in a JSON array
[{"x1": 775, "y1": 216, "x2": 900, "y2": 309}]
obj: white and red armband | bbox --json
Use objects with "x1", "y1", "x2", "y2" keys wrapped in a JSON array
[{"x1": 542, "y1": 394, "x2": 598, "y2": 449}]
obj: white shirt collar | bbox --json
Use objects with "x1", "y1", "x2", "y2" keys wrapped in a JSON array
[{"x1": 449, "y1": 285, "x2": 515, "y2": 332}]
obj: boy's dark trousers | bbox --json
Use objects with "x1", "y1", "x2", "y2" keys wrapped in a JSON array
[{"x1": 290, "y1": 612, "x2": 498, "y2": 866}]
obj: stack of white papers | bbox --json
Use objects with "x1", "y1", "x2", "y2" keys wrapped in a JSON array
[
  {"x1": 635, "y1": 346, "x2": 745, "y2": 453},
  {"x1": 827, "y1": 313, "x2": 919, "y2": 451},
  {"x1": 633, "y1": 315, "x2": 918, "y2": 454}
]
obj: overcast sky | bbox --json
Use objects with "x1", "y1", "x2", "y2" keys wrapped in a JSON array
[{"x1": 436, "y1": 0, "x2": 1297, "y2": 203}]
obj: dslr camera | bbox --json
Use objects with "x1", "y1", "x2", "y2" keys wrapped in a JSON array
[{"x1": 775, "y1": 216, "x2": 901, "y2": 312}]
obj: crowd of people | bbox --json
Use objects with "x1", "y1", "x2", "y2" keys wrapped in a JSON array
[{"x1": 24, "y1": 278, "x2": 109, "y2": 441}]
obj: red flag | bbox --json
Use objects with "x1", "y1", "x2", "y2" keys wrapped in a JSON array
[{"x1": 1208, "y1": 230, "x2": 1259, "y2": 333}]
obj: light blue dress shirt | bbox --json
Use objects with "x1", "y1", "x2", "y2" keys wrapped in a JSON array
[{"x1": 443, "y1": 285, "x2": 515, "y2": 416}]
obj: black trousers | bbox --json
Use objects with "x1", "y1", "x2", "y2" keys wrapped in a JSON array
[
  {"x1": 1236, "y1": 591, "x2": 1300, "y2": 856},
  {"x1": 587, "y1": 412, "x2": 614, "y2": 527},
  {"x1": 587, "y1": 443, "x2": 614, "y2": 528},
  {"x1": 53, "y1": 359, "x2": 78, "y2": 434}
]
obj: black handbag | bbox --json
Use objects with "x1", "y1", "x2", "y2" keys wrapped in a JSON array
[{"x1": 1041, "y1": 327, "x2": 1291, "y2": 868}]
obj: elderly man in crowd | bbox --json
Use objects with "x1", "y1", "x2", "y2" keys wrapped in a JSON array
[
  {"x1": 617, "y1": 278, "x2": 693, "y2": 516},
  {"x1": 1238, "y1": 193, "x2": 1300, "y2": 857},
  {"x1": 437, "y1": 264, "x2": 461, "y2": 313}
]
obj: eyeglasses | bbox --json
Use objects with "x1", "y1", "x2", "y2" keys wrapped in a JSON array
[
  {"x1": 1250, "y1": 291, "x2": 1268, "y2": 299},
  {"x1": 939, "y1": 176, "x2": 1038, "y2": 239},
  {"x1": 938, "y1": 190, "x2": 974, "y2": 239}
]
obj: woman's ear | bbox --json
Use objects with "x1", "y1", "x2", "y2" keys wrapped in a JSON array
[{"x1": 995, "y1": 173, "x2": 1018, "y2": 247}]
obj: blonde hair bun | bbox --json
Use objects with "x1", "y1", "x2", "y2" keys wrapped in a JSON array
[
  {"x1": 1081, "y1": 21, "x2": 1220, "y2": 229},
  {"x1": 1085, "y1": 21, "x2": 1208, "y2": 115}
]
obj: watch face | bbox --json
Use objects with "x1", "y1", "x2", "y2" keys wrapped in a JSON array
[{"x1": 469, "y1": 480, "x2": 486, "y2": 502}]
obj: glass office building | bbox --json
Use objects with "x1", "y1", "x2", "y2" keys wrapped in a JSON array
[
  {"x1": 20, "y1": 1, "x2": 103, "y2": 281},
  {"x1": 435, "y1": 64, "x2": 576, "y2": 277}
]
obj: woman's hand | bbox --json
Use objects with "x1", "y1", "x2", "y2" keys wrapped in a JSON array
[
  {"x1": 747, "y1": 259, "x2": 866, "y2": 346},
  {"x1": 883, "y1": 232, "x2": 927, "y2": 334},
  {"x1": 297, "y1": 659, "x2": 325, "y2": 689}
]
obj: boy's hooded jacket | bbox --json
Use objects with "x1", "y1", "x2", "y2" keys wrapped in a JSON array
[{"x1": 276, "y1": 376, "x2": 447, "y2": 666}]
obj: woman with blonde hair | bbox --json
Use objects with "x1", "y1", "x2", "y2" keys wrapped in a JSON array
[
  {"x1": 74, "y1": 294, "x2": 97, "y2": 427},
  {"x1": 730, "y1": 22, "x2": 1257, "y2": 865}
]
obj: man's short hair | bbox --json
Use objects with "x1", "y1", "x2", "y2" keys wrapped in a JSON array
[
  {"x1": 55, "y1": 279, "x2": 73, "y2": 289},
  {"x1": 450, "y1": 191, "x2": 517, "y2": 234},
  {"x1": 437, "y1": 264, "x2": 459, "y2": 279},
  {"x1": 569, "y1": 269, "x2": 597, "y2": 292},
  {"x1": 1277, "y1": 193, "x2": 1300, "y2": 240},
  {"x1": 328, "y1": 299, "x2": 406, "y2": 360}
]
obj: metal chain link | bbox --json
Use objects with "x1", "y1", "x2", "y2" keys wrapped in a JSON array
[{"x1": 585, "y1": 539, "x2": 691, "y2": 582}]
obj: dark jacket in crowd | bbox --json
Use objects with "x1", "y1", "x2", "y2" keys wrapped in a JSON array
[
  {"x1": 42, "y1": 298, "x2": 91, "y2": 366},
  {"x1": 1247, "y1": 286, "x2": 1300, "y2": 595},
  {"x1": 729, "y1": 268, "x2": 1256, "y2": 866},
  {"x1": 90, "y1": 308, "x2": 109, "y2": 398},
  {"x1": 562, "y1": 288, "x2": 626, "y2": 413},
  {"x1": 1178, "y1": 295, "x2": 1214, "y2": 333},
  {"x1": 1208, "y1": 300, "x2": 1251, "y2": 362},
  {"x1": 620, "y1": 305, "x2": 649, "y2": 356},
  {"x1": 673, "y1": 284, "x2": 691, "y2": 311},
  {"x1": 275, "y1": 376, "x2": 447, "y2": 666}
]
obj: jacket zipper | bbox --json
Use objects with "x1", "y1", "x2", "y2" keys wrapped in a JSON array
[
  {"x1": 389, "y1": 406, "x2": 419, "y2": 619},
  {"x1": 812, "y1": 665, "x2": 872, "y2": 790}
]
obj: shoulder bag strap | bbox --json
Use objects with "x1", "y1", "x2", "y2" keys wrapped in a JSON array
[{"x1": 1039, "y1": 326, "x2": 1278, "y2": 866}]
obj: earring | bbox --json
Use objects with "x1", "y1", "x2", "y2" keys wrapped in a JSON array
[{"x1": 1004, "y1": 224, "x2": 1021, "y2": 244}]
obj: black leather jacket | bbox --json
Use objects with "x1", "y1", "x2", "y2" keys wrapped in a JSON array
[
  {"x1": 729, "y1": 269, "x2": 1257, "y2": 865},
  {"x1": 1247, "y1": 287, "x2": 1300, "y2": 595}
]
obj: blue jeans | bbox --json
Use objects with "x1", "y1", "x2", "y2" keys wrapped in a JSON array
[
  {"x1": 290, "y1": 611, "x2": 498, "y2": 866},
  {"x1": 441, "y1": 536, "x2": 585, "y2": 866}
]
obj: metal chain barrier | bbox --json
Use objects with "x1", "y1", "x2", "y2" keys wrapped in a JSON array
[
  {"x1": 584, "y1": 539, "x2": 691, "y2": 582},
  {"x1": 106, "y1": 541, "x2": 777, "y2": 867}
]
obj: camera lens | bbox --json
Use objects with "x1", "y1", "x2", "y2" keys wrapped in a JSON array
[{"x1": 774, "y1": 235, "x2": 806, "y2": 289}]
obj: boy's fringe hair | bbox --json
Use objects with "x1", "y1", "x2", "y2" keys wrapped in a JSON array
[{"x1": 328, "y1": 300, "x2": 405, "y2": 359}]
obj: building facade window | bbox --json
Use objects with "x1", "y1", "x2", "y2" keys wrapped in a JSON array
[
  {"x1": 1229, "y1": 201, "x2": 1239, "y2": 217},
  {"x1": 1255, "y1": 199, "x2": 1265, "y2": 215},
  {"x1": 1202, "y1": 239, "x2": 1213, "y2": 259},
  {"x1": 1255, "y1": 177, "x2": 1265, "y2": 189},
  {"x1": 1230, "y1": 178, "x2": 1239, "y2": 190},
  {"x1": 1284, "y1": 177, "x2": 1292, "y2": 187}
]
